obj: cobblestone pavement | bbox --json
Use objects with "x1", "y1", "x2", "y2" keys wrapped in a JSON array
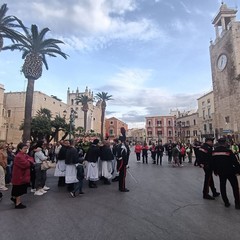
[{"x1": 1, "y1": 149, "x2": 240, "y2": 240}]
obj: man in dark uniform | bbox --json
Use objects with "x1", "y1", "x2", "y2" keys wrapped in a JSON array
[
  {"x1": 212, "y1": 138, "x2": 240, "y2": 209},
  {"x1": 116, "y1": 127, "x2": 130, "y2": 192},
  {"x1": 192, "y1": 139, "x2": 201, "y2": 166},
  {"x1": 166, "y1": 140, "x2": 173, "y2": 164},
  {"x1": 198, "y1": 137, "x2": 220, "y2": 200}
]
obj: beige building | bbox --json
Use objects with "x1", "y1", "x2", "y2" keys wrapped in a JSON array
[
  {"x1": 4, "y1": 91, "x2": 68, "y2": 144},
  {"x1": 145, "y1": 116, "x2": 176, "y2": 144},
  {"x1": 0, "y1": 84, "x2": 6, "y2": 141},
  {"x1": 3, "y1": 87, "x2": 102, "y2": 144},
  {"x1": 210, "y1": 3, "x2": 240, "y2": 140},
  {"x1": 197, "y1": 91, "x2": 215, "y2": 141},
  {"x1": 176, "y1": 110, "x2": 199, "y2": 143},
  {"x1": 127, "y1": 128, "x2": 146, "y2": 143},
  {"x1": 67, "y1": 87, "x2": 102, "y2": 134}
]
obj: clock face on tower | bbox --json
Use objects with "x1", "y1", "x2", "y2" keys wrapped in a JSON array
[{"x1": 217, "y1": 54, "x2": 228, "y2": 71}]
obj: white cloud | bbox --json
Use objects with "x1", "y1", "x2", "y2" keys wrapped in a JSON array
[{"x1": 8, "y1": 0, "x2": 164, "y2": 51}]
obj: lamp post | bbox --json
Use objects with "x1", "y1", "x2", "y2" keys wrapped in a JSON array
[{"x1": 63, "y1": 108, "x2": 78, "y2": 140}]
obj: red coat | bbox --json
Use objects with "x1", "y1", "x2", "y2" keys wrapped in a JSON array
[
  {"x1": 135, "y1": 145, "x2": 142, "y2": 153},
  {"x1": 12, "y1": 152, "x2": 33, "y2": 185}
]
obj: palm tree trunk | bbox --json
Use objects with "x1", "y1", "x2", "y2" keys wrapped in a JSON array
[
  {"x1": 101, "y1": 107, "x2": 105, "y2": 140},
  {"x1": 84, "y1": 110, "x2": 87, "y2": 132},
  {"x1": 22, "y1": 79, "x2": 35, "y2": 143}
]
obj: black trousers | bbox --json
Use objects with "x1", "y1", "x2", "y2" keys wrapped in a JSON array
[
  {"x1": 118, "y1": 160, "x2": 127, "y2": 191},
  {"x1": 156, "y1": 153, "x2": 163, "y2": 165},
  {"x1": 203, "y1": 167, "x2": 217, "y2": 196},
  {"x1": 142, "y1": 153, "x2": 148, "y2": 163},
  {"x1": 136, "y1": 153, "x2": 140, "y2": 161},
  {"x1": 219, "y1": 174, "x2": 240, "y2": 205}
]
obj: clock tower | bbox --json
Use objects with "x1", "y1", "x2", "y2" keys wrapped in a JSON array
[{"x1": 210, "y1": 3, "x2": 240, "y2": 139}]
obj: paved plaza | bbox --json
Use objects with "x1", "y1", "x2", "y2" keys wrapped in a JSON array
[{"x1": 1, "y1": 149, "x2": 240, "y2": 240}]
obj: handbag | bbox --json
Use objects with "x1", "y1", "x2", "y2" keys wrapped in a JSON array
[{"x1": 41, "y1": 160, "x2": 50, "y2": 170}]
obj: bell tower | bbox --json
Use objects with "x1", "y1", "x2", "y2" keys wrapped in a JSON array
[{"x1": 210, "y1": 3, "x2": 240, "y2": 139}]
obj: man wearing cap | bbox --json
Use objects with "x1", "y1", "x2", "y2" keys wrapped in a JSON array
[
  {"x1": 198, "y1": 137, "x2": 220, "y2": 200},
  {"x1": 116, "y1": 127, "x2": 130, "y2": 192},
  {"x1": 212, "y1": 138, "x2": 240, "y2": 209}
]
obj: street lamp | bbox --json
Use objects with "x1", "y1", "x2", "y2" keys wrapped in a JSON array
[{"x1": 63, "y1": 108, "x2": 78, "y2": 139}]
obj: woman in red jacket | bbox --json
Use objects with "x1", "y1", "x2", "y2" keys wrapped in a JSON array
[
  {"x1": 11, "y1": 143, "x2": 34, "y2": 209},
  {"x1": 134, "y1": 142, "x2": 142, "y2": 162}
]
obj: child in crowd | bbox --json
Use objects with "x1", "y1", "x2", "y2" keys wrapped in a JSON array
[{"x1": 70, "y1": 159, "x2": 85, "y2": 198}]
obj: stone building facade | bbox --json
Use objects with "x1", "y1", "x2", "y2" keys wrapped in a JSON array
[
  {"x1": 210, "y1": 3, "x2": 240, "y2": 140},
  {"x1": 176, "y1": 110, "x2": 199, "y2": 143},
  {"x1": 67, "y1": 87, "x2": 102, "y2": 134},
  {"x1": 4, "y1": 91, "x2": 68, "y2": 144},
  {"x1": 3, "y1": 87, "x2": 102, "y2": 144},
  {"x1": 197, "y1": 91, "x2": 215, "y2": 141},
  {"x1": 127, "y1": 128, "x2": 146, "y2": 144},
  {"x1": 145, "y1": 116, "x2": 176, "y2": 144},
  {"x1": 105, "y1": 117, "x2": 128, "y2": 141}
]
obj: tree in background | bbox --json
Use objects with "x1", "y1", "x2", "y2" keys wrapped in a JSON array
[
  {"x1": 95, "y1": 92, "x2": 113, "y2": 140},
  {"x1": 2, "y1": 22, "x2": 68, "y2": 143},
  {"x1": 75, "y1": 95, "x2": 93, "y2": 132},
  {"x1": 0, "y1": 3, "x2": 23, "y2": 50}
]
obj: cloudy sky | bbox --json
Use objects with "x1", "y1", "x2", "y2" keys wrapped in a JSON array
[{"x1": 0, "y1": 0, "x2": 239, "y2": 128}]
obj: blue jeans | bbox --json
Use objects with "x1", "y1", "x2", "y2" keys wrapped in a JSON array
[{"x1": 73, "y1": 180, "x2": 83, "y2": 193}]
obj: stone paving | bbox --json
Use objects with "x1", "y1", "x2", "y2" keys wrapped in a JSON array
[{"x1": 1, "y1": 150, "x2": 240, "y2": 240}]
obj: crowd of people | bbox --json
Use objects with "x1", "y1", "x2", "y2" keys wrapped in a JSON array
[
  {"x1": 133, "y1": 137, "x2": 240, "y2": 209},
  {"x1": 134, "y1": 140, "x2": 193, "y2": 166},
  {"x1": 1, "y1": 132, "x2": 240, "y2": 210},
  {"x1": 0, "y1": 128, "x2": 131, "y2": 209}
]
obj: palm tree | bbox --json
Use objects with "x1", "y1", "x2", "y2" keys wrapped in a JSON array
[
  {"x1": 2, "y1": 23, "x2": 68, "y2": 142},
  {"x1": 0, "y1": 4, "x2": 23, "y2": 50},
  {"x1": 75, "y1": 95, "x2": 93, "y2": 132},
  {"x1": 95, "y1": 92, "x2": 113, "y2": 140}
]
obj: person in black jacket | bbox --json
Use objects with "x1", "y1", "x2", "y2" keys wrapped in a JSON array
[
  {"x1": 65, "y1": 140, "x2": 79, "y2": 192},
  {"x1": 100, "y1": 140, "x2": 114, "y2": 185},
  {"x1": 54, "y1": 140, "x2": 69, "y2": 187},
  {"x1": 198, "y1": 137, "x2": 220, "y2": 200},
  {"x1": 156, "y1": 141, "x2": 164, "y2": 165},
  {"x1": 116, "y1": 127, "x2": 130, "y2": 192},
  {"x1": 85, "y1": 139, "x2": 100, "y2": 188},
  {"x1": 212, "y1": 138, "x2": 240, "y2": 209}
]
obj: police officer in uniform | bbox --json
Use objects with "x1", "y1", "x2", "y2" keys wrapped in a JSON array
[
  {"x1": 198, "y1": 137, "x2": 220, "y2": 200},
  {"x1": 116, "y1": 127, "x2": 130, "y2": 192},
  {"x1": 212, "y1": 138, "x2": 240, "y2": 209}
]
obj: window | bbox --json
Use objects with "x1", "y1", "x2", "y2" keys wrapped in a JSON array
[
  {"x1": 157, "y1": 120, "x2": 162, "y2": 126},
  {"x1": 71, "y1": 99, "x2": 74, "y2": 105},
  {"x1": 168, "y1": 120, "x2": 171, "y2": 126},
  {"x1": 157, "y1": 130, "x2": 162, "y2": 136},
  {"x1": 193, "y1": 119, "x2": 196, "y2": 125},
  {"x1": 148, "y1": 121, "x2": 151, "y2": 127},
  {"x1": 110, "y1": 121, "x2": 113, "y2": 125},
  {"x1": 148, "y1": 131, "x2": 152, "y2": 136},
  {"x1": 207, "y1": 99, "x2": 210, "y2": 104},
  {"x1": 208, "y1": 108, "x2": 211, "y2": 117},
  {"x1": 203, "y1": 110, "x2": 205, "y2": 119},
  {"x1": 202, "y1": 101, "x2": 205, "y2": 106},
  {"x1": 204, "y1": 124, "x2": 207, "y2": 131},
  {"x1": 209, "y1": 123, "x2": 213, "y2": 131},
  {"x1": 168, "y1": 131, "x2": 172, "y2": 136},
  {"x1": 109, "y1": 129, "x2": 114, "y2": 135},
  {"x1": 7, "y1": 110, "x2": 11, "y2": 118}
]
